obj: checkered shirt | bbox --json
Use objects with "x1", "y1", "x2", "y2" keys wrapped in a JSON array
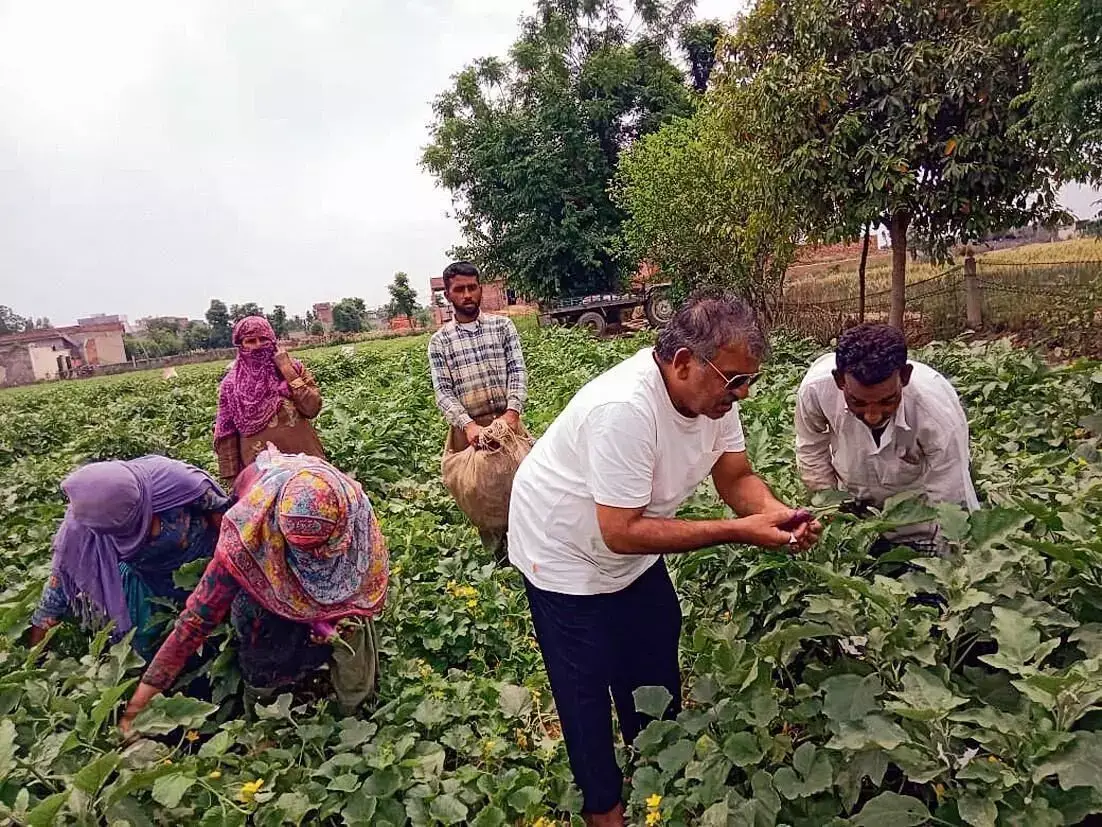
[{"x1": 428, "y1": 314, "x2": 528, "y2": 429}]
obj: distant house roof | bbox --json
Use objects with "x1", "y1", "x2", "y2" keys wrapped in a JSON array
[{"x1": 0, "y1": 321, "x2": 125, "y2": 347}]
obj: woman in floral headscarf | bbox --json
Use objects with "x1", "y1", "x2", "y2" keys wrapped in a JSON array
[
  {"x1": 214, "y1": 316, "x2": 325, "y2": 489},
  {"x1": 121, "y1": 448, "x2": 388, "y2": 732}
]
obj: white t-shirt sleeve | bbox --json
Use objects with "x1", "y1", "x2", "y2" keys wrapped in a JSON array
[
  {"x1": 583, "y1": 402, "x2": 656, "y2": 509},
  {"x1": 718, "y1": 405, "x2": 747, "y2": 453}
]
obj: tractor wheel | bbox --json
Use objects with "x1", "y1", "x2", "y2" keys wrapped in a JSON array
[
  {"x1": 576, "y1": 311, "x2": 608, "y2": 336},
  {"x1": 644, "y1": 289, "x2": 674, "y2": 328}
]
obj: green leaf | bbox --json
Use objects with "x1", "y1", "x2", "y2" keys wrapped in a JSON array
[
  {"x1": 151, "y1": 773, "x2": 195, "y2": 809},
  {"x1": 337, "y1": 719, "x2": 377, "y2": 750},
  {"x1": 849, "y1": 792, "x2": 929, "y2": 826},
  {"x1": 328, "y1": 774, "x2": 362, "y2": 793},
  {"x1": 341, "y1": 789, "x2": 377, "y2": 826},
  {"x1": 197, "y1": 729, "x2": 234, "y2": 758},
  {"x1": 470, "y1": 806, "x2": 507, "y2": 827},
  {"x1": 412, "y1": 696, "x2": 448, "y2": 727},
  {"x1": 936, "y1": 501, "x2": 970, "y2": 541},
  {"x1": 827, "y1": 716, "x2": 910, "y2": 751},
  {"x1": 1033, "y1": 731, "x2": 1102, "y2": 792},
  {"x1": 634, "y1": 685, "x2": 674, "y2": 720},
  {"x1": 131, "y1": 695, "x2": 217, "y2": 736},
  {"x1": 657, "y1": 739, "x2": 696, "y2": 774},
  {"x1": 274, "y1": 792, "x2": 312, "y2": 824},
  {"x1": 723, "y1": 732, "x2": 765, "y2": 767},
  {"x1": 25, "y1": 791, "x2": 70, "y2": 827},
  {"x1": 0, "y1": 719, "x2": 16, "y2": 782},
  {"x1": 73, "y1": 751, "x2": 122, "y2": 796},
  {"x1": 506, "y1": 786, "x2": 543, "y2": 811},
  {"x1": 362, "y1": 766, "x2": 402, "y2": 798},
  {"x1": 498, "y1": 684, "x2": 532, "y2": 718},
  {"x1": 968, "y1": 508, "x2": 1030, "y2": 549},
  {"x1": 428, "y1": 794, "x2": 469, "y2": 825},
  {"x1": 957, "y1": 792, "x2": 998, "y2": 827},
  {"x1": 979, "y1": 607, "x2": 1057, "y2": 671},
  {"x1": 821, "y1": 674, "x2": 882, "y2": 723},
  {"x1": 886, "y1": 666, "x2": 967, "y2": 721}
]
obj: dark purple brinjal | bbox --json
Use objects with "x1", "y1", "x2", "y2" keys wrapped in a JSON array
[{"x1": 779, "y1": 508, "x2": 813, "y2": 531}]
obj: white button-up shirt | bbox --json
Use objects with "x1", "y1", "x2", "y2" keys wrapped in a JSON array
[{"x1": 795, "y1": 353, "x2": 980, "y2": 518}]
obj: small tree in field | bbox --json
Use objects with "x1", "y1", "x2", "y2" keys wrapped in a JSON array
[
  {"x1": 615, "y1": 106, "x2": 799, "y2": 315},
  {"x1": 386, "y1": 273, "x2": 420, "y2": 320},
  {"x1": 728, "y1": 0, "x2": 1064, "y2": 327}
]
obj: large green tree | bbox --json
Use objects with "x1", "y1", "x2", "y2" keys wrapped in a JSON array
[
  {"x1": 229, "y1": 303, "x2": 264, "y2": 323},
  {"x1": 386, "y1": 272, "x2": 420, "y2": 320},
  {"x1": 267, "y1": 305, "x2": 289, "y2": 339},
  {"x1": 615, "y1": 104, "x2": 799, "y2": 314},
  {"x1": 205, "y1": 300, "x2": 232, "y2": 348},
  {"x1": 0, "y1": 306, "x2": 32, "y2": 335},
  {"x1": 331, "y1": 298, "x2": 367, "y2": 333},
  {"x1": 1014, "y1": 0, "x2": 1102, "y2": 183},
  {"x1": 422, "y1": 1, "x2": 697, "y2": 302},
  {"x1": 728, "y1": 0, "x2": 1063, "y2": 327}
]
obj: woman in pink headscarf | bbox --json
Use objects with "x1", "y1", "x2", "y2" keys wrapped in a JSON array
[{"x1": 214, "y1": 317, "x2": 325, "y2": 489}]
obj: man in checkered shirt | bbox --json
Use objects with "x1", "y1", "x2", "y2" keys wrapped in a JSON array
[{"x1": 429, "y1": 261, "x2": 529, "y2": 555}]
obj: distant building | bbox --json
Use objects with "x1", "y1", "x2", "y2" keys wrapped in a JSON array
[
  {"x1": 0, "y1": 322, "x2": 127, "y2": 386},
  {"x1": 429, "y1": 277, "x2": 531, "y2": 326},
  {"x1": 77, "y1": 313, "x2": 131, "y2": 332},
  {"x1": 313, "y1": 303, "x2": 335, "y2": 331},
  {"x1": 135, "y1": 316, "x2": 189, "y2": 332}
]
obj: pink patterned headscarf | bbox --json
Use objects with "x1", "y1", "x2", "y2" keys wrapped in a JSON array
[{"x1": 214, "y1": 317, "x2": 301, "y2": 439}]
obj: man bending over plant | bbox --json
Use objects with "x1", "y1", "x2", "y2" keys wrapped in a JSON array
[
  {"x1": 795, "y1": 322, "x2": 979, "y2": 554},
  {"x1": 507, "y1": 293, "x2": 822, "y2": 827}
]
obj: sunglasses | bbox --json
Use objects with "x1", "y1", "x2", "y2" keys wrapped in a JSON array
[{"x1": 700, "y1": 355, "x2": 761, "y2": 392}]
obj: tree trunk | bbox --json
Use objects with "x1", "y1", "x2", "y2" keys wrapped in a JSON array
[
  {"x1": 888, "y1": 211, "x2": 910, "y2": 329},
  {"x1": 858, "y1": 221, "x2": 871, "y2": 322}
]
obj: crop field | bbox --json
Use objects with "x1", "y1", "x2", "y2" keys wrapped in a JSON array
[{"x1": 0, "y1": 329, "x2": 1101, "y2": 826}]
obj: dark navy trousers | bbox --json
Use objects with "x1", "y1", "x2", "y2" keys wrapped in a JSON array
[{"x1": 523, "y1": 559, "x2": 682, "y2": 814}]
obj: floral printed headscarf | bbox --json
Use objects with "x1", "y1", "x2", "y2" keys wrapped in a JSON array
[{"x1": 215, "y1": 447, "x2": 388, "y2": 621}]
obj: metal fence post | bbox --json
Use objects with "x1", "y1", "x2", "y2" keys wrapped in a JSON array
[{"x1": 964, "y1": 249, "x2": 983, "y2": 328}]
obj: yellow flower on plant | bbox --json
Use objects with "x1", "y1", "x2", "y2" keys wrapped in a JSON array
[
  {"x1": 185, "y1": 730, "x2": 200, "y2": 743},
  {"x1": 934, "y1": 783, "x2": 945, "y2": 803},
  {"x1": 161, "y1": 759, "x2": 173, "y2": 766},
  {"x1": 208, "y1": 770, "x2": 222, "y2": 780},
  {"x1": 646, "y1": 810, "x2": 662, "y2": 826},
  {"x1": 467, "y1": 599, "x2": 477, "y2": 609},
  {"x1": 239, "y1": 779, "x2": 264, "y2": 803},
  {"x1": 646, "y1": 794, "x2": 663, "y2": 810}
]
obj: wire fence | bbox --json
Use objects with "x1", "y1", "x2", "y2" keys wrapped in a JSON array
[{"x1": 775, "y1": 259, "x2": 1102, "y2": 345}]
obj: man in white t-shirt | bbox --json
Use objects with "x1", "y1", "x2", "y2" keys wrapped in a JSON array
[
  {"x1": 508, "y1": 294, "x2": 822, "y2": 827},
  {"x1": 795, "y1": 323, "x2": 978, "y2": 553}
]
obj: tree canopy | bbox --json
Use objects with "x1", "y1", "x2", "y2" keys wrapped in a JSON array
[
  {"x1": 205, "y1": 300, "x2": 232, "y2": 348},
  {"x1": 726, "y1": 0, "x2": 1064, "y2": 326},
  {"x1": 422, "y1": 0, "x2": 699, "y2": 303},
  {"x1": 386, "y1": 273, "x2": 420, "y2": 320},
  {"x1": 332, "y1": 298, "x2": 368, "y2": 333}
]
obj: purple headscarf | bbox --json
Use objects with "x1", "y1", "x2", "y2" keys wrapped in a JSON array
[
  {"x1": 214, "y1": 316, "x2": 301, "y2": 440},
  {"x1": 52, "y1": 456, "x2": 225, "y2": 634}
]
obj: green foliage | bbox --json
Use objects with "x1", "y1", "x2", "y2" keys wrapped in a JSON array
[
  {"x1": 386, "y1": 273, "x2": 420, "y2": 321},
  {"x1": 422, "y1": 1, "x2": 695, "y2": 302},
  {"x1": 204, "y1": 300, "x2": 232, "y2": 349},
  {"x1": 266, "y1": 305, "x2": 289, "y2": 340},
  {"x1": 615, "y1": 105, "x2": 798, "y2": 312},
  {"x1": 0, "y1": 329, "x2": 1100, "y2": 824},
  {"x1": 0, "y1": 305, "x2": 34, "y2": 335},
  {"x1": 727, "y1": 0, "x2": 1066, "y2": 326},
  {"x1": 332, "y1": 298, "x2": 368, "y2": 333},
  {"x1": 229, "y1": 303, "x2": 264, "y2": 324},
  {"x1": 1014, "y1": 0, "x2": 1102, "y2": 184}
]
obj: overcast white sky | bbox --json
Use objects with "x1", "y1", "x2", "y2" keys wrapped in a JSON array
[{"x1": 1, "y1": 1, "x2": 1097, "y2": 326}]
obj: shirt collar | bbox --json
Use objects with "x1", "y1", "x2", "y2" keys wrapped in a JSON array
[{"x1": 455, "y1": 316, "x2": 482, "y2": 333}]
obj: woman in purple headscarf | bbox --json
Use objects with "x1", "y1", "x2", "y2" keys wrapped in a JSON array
[
  {"x1": 29, "y1": 456, "x2": 230, "y2": 660},
  {"x1": 214, "y1": 316, "x2": 325, "y2": 490}
]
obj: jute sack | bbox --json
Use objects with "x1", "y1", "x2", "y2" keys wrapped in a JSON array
[{"x1": 442, "y1": 417, "x2": 533, "y2": 532}]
